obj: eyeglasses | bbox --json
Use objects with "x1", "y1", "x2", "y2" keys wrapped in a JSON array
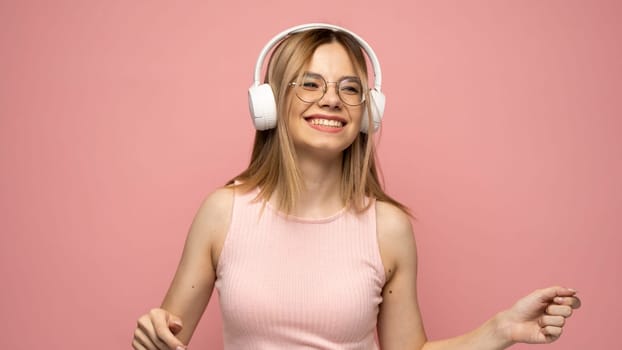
[{"x1": 289, "y1": 72, "x2": 366, "y2": 106}]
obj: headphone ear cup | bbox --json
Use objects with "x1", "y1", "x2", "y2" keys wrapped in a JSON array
[
  {"x1": 360, "y1": 89, "x2": 386, "y2": 133},
  {"x1": 248, "y1": 84, "x2": 277, "y2": 130}
]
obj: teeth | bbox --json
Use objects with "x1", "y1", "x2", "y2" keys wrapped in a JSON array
[{"x1": 309, "y1": 118, "x2": 343, "y2": 127}]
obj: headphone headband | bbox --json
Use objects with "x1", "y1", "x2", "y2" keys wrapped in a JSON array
[{"x1": 252, "y1": 23, "x2": 382, "y2": 91}]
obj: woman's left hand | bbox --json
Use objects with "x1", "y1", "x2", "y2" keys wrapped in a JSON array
[{"x1": 497, "y1": 286, "x2": 582, "y2": 344}]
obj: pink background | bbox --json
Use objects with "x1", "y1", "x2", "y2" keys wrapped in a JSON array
[{"x1": 1, "y1": 1, "x2": 620, "y2": 349}]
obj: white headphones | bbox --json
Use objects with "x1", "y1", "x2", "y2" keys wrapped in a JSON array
[{"x1": 248, "y1": 23, "x2": 386, "y2": 133}]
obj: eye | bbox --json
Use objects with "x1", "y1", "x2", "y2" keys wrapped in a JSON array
[
  {"x1": 302, "y1": 81, "x2": 320, "y2": 89},
  {"x1": 300, "y1": 75, "x2": 324, "y2": 91},
  {"x1": 340, "y1": 80, "x2": 362, "y2": 95}
]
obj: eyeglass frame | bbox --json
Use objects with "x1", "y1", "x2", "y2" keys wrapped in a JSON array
[{"x1": 288, "y1": 72, "x2": 368, "y2": 106}]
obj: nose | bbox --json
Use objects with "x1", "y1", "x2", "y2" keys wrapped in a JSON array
[{"x1": 318, "y1": 82, "x2": 342, "y2": 109}]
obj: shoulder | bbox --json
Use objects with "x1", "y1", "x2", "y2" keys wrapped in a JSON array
[
  {"x1": 199, "y1": 186, "x2": 235, "y2": 220},
  {"x1": 375, "y1": 200, "x2": 417, "y2": 281},
  {"x1": 187, "y1": 186, "x2": 235, "y2": 267},
  {"x1": 376, "y1": 200, "x2": 413, "y2": 239}
]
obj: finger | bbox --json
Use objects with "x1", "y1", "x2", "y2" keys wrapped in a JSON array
[
  {"x1": 134, "y1": 328, "x2": 159, "y2": 350},
  {"x1": 167, "y1": 315, "x2": 184, "y2": 335},
  {"x1": 132, "y1": 338, "x2": 149, "y2": 350},
  {"x1": 137, "y1": 318, "x2": 170, "y2": 350},
  {"x1": 541, "y1": 325, "x2": 563, "y2": 338},
  {"x1": 546, "y1": 304, "x2": 573, "y2": 317},
  {"x1": 540, "y1": 315, "x2": 565, "y2": 327},
  {"x1": 154, "y1": 322, "x2": 186, "y2": 350},
  {"x1": 535, "y1": 286, "x2": 576, "y2": 303},
  {"x1": 554, "y1": 296, "x2": 582, "y2": 309},
  {"x1": 554, "y1": 287, "x2": 577, "y2": 297},
  {"x1": 150, "y1": 310, "x2": 186, "y2": 350}
]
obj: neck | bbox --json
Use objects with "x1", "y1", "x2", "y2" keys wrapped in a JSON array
[{"x1": 277, "y1": 153, "x2": 345, "y2": 218}]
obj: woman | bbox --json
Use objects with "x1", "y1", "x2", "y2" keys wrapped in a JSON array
[{"x1": 132, "y1": 24, "x2": 581, "y2": 350}]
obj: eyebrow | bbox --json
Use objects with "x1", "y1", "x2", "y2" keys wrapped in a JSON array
[{"x1": 304, "y1": 71, "x2": 361, "y2": 82}]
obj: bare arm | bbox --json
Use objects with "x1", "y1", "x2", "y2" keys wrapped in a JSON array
[
  {"x1": 376, "y1": 201, "x2": 427, "y2": 349},
  {"x1": 420, "y1": 287, "x2": 581, "y2": 350},
  {"x1": 132, "y1": 187, "x2": 233, "y2": 350},
  {"x1": 375, "y1": 201, "x2": 581, "y2": 350}
]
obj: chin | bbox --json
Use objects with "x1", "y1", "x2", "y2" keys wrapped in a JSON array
[{"x1": 303, "y1": 138, "x2": 357, "y2": 159}]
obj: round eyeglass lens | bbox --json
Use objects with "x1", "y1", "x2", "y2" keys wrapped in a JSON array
[{"x1": 295, "y1": 74, "x2": 364, "y2": 106}]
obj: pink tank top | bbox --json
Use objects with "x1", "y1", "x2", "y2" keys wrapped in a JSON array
[{"x1": 215, "y1": 188, "x2": 386, "y2": 349}]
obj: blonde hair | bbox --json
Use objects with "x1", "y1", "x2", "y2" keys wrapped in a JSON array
[{"x1": 229, "y1": 28, "x2": 410, "y2": 216}]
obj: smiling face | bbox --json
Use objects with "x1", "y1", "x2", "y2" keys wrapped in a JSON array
[
  {"x1": 235, "y1": 28, "x2": 390, "y2": 215},
  {"x1": 286, "y1": 42, "x2": 364, "y2": 160}
]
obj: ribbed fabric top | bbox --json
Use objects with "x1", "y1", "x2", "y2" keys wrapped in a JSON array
[{"x1": 215, "y1": 188, "x2": 386, "y2": 349}]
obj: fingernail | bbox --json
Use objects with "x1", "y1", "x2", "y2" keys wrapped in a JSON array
[
  {"x1": 554, "y1": 297, "x2": 563, "y2": 303},
  {"x1": 176, "y1": 346, "x2": 186, "y2": 350},
  {"x1": 567, "y1": 288, "x2": 577, "y2": 293},
  {"x1": 173, "y1": 319, "x2": 183, "y2": 327}
]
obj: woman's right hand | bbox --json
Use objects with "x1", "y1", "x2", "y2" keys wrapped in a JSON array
[{"x1": 132, "y1": 308, "x2": 187, "y2": 350}]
